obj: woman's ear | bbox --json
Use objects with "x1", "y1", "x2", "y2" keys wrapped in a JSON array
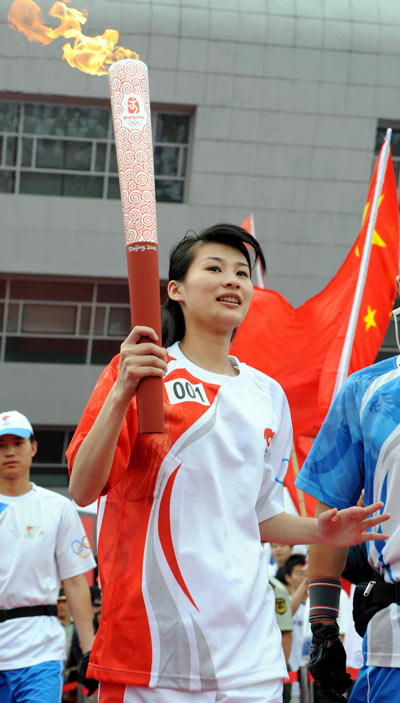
[{"x1": 167, "y1": 280, "x2": 183, "y2": 301}]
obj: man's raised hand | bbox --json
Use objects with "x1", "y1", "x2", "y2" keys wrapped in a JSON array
[{"x1": 317, "y1": 501, "x2": 390, "y2": 548}]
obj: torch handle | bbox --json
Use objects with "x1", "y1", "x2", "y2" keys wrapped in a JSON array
[{"x1": 126, "y1": 243, "x2": 164, "y2": 433}]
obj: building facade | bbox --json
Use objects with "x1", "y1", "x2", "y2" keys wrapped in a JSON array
[{"x1": 1, "y1": 0, "x2": 400, "y2": 489}]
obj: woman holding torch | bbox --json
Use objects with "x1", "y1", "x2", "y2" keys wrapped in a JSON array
[{"x1": 68, "y1": 223, "x2": 389, "y2": 703}]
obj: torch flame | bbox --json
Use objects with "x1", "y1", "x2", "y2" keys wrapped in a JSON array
[{"x1": 8, "y1": 0, "x2": 139, "y2": 76}]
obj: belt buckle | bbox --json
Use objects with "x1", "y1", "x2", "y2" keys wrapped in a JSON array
[
  {"x1": 363, "y1": 581, "x2": 376, "y2": 597},
  {"x1": 0, "y1": 610, "x2": 7, "y2": 623}
]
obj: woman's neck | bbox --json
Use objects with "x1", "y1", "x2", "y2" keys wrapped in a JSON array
[{"x1": 179, "y1": 329, "x2": 236, "y2": 376}]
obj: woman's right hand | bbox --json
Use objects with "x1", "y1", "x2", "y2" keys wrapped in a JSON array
[{"x1": 114, "y1": 326, "x2": 167, "y2": 401}]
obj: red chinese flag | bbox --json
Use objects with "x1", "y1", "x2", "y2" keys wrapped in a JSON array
[{"x1": 234, "y1": 150, "x2": 399, "y2": 513}]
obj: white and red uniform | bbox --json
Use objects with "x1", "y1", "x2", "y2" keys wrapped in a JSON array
[
  {"x1": 0, "y1": 484, "x2": 96, "y2": 670},
  {"x1": 67, "y1": 342, "x2": 292, "y2": 692}
]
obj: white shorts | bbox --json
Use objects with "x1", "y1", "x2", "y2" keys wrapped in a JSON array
[{"x1": 99, "y1": 679, "x2": 283, "y2": 703}]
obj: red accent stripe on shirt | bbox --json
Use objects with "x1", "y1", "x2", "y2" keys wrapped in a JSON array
[{"x1": 158, "y1": 465, "x2": 198, "y2": 610}]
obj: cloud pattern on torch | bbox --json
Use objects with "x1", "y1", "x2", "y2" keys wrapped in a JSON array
[{"x1": 109, "y1": 59, "x2": 158, "y2": 245}]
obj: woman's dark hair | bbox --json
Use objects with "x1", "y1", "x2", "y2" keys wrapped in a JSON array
[{"x1": 162, "y1": 223, "x2": 266, "y2": 347}]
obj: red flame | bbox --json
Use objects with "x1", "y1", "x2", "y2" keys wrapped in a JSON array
[{"x1": 8, "y1": 0, "x2": 139, "y2": 76}]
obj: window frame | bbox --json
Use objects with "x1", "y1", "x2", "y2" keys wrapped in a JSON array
[{"x1": 0, "y1": 93, "x2": 195, "y2": 203}]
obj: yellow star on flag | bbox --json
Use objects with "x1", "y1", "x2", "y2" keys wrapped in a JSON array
[
  {"x1": 363, "y1": 306, "x2": 377, "y2": 331},
  {"x1": 362, "y1": 196, "x2": 385, "y2": 226},
  {"x1": 356, "y1": 196, "x2": 387, "y2": 258}
]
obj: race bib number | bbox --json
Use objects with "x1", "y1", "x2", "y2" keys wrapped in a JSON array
[{"x1": 165, "y1": 379, "x2": 210, "y2": 406}]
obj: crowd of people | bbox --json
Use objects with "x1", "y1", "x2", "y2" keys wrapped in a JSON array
[{"x1": 0, "y1": 224, "x2": 396, "y2": 703}]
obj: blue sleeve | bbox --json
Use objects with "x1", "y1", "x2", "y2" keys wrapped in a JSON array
[{"x1": 295, "y1": 377, "x2": 365, "y2": 510}]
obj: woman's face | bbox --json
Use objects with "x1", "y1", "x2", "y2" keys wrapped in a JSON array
[{"x1": 169, "y1": 242, "x2": 253, "y2": 336}]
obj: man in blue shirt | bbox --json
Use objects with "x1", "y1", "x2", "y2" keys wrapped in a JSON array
[{"x1": 296, "y1": 349, "x2": 400, "y2": 703}]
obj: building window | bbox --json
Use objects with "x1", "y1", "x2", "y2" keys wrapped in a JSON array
[
  {"x1": 0, "y1": 276, "x2": 166, "y2": 365},
  {"x1": 0, "y1": 100, "x2": 192, "y2": 203},
  {"x1": 31, "y1": 428, "x2": 74, "y2": 488},
  {"x1": 375, "y1": 123, "x2": 400, "y2": 196}
]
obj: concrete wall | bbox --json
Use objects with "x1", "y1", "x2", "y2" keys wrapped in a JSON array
[{"x1": 0, "y1": 362, "x2": 102, "y2": 424}]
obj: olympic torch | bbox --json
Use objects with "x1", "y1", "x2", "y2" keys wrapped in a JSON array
[{"x1": 108, "y1": 59, "x2": 164, "y2": 433}]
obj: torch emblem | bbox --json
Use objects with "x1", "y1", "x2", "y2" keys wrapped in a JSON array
[{"x1": 122, "y1": 93, "x2": 147, "y2": 130}]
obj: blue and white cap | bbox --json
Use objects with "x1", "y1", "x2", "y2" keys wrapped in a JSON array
[{"x1": 0, "y1": 411, "x2": 33, "y2": 438}]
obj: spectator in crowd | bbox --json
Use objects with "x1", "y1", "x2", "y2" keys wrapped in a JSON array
[
  {"x1": 284, "y1": 554, "x2": 352, "y2": 702},
  {"x1": 270, "y1": 543, "x2": 293, "y2": 579},
  {"x1": 269, "y1": 574, "x2": 293, "y2": 703},
  {"x1": 0, "y1": 410, "x2": 97, "y2": 703},
  {"x1": 284, "y1": 554, "x2": 308, "y2": 703}
]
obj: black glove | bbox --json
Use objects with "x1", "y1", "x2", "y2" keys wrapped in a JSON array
[
  {"x1": 313, "y1": 681, "x2": 353, "y2": 703},
  {"x1": 78, "y1": 651, "x2": 98, "y2": 696},
  {"x1": 309, "y1": 622, "x2": 352, "y2": 697}
]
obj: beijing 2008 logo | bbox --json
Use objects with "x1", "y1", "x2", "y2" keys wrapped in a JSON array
[
  {"x1": 71, "y1": 535, "x2": 92, "y2": 559},
  {"x1": 122, "y1": 93, "x2": 148, "y2": 130}
]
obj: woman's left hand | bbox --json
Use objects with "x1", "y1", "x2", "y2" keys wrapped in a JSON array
[{"x1": 318, "y1": 501, "x2": 390, "y2": 547}]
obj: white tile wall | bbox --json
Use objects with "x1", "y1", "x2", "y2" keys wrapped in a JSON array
[
  {"x1": 210, "y1": 9, "x2": 239, "y2": 42},
  {"x1": 237, "y1": 11, "x2": 267, "y2": 44},
  {"x1": 206, "y1": 40, "x2": 238, "y2": 73},
  {"x1": 380, "y1": 1, "x2": 400, "y2": 26},
  {"x1": 205, "y1": 72, "x2": 234, "y2": 105},
  {"x1": 323, "y1": 20, "x2": 352, "y2": 51},
  {"x1": 349, "y1": 53, "x2": 378, "y2": 85},
  {"x1": 268, "y1": 0, "x2": 296, "y2": 16},
  {"x1": 120, "y1": 2, "x2": 151, "y2": 35},
  {"x1": 235, "y1": 43, "x2": 267, "y2": 78},
  {"x1": 321, "y1": 50, "x2": 350, "y2": 82},
  {"x1": 266, "y1": 15, "x2": 296, "y2": 47},
  {"x1": 175, "y1": 69, "x2": 206, "y2": 103},
  {"x1": 178, "y1": 38, "x2": 209, "y2": 73},
  {"x1": 317, "y1": 83, "x2": 347, "y2": 115},
  {"x1": 323, "y1": 0, "x2": 352, "y2": 21},
  {"x1": 292, "y1": 48, "x2": 322, "y2": 81},
  {"x1": 151, "y1": 3, "x2": 181, "y2": 36},
  {"x1": 148, "y1": 35, "x2": 180, "y2": 69},
  {"x1": 380, "y1": 23, "x2": 400, "y2": 51},
  {"x1": 310, "y1": 147, "x2": 371, "y2": 181},
  {"x1": 351, "y1": 20, "x2": 379, "y2": 53},
  {"x1": 295, "y1": 0, "x2": 325, "y2": 19},
  {"x1": 147, "y1": 68, "x2": 176, "y2": 102},
  {"x1": 350, "y1": 0, "x2": 379, "y2": 23},
  {"x1": 181, "y1": 7, "x2": 210, "y2": 38},
  {"x1": 296, "y1": 17, "x2": 324, "y2": 49}
]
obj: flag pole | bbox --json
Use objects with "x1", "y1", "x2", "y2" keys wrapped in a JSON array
[{"x1": 331, "y1": 128, "x2": 392, "y2": 400}]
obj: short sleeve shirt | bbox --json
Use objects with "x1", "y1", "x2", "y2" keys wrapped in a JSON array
[
  {"x1": 296, "y1": 355, "x2": 400, "y2": 668},
  {"x1": 0, "y1": 483, "x2": 96, "y2": 670},
  {"x1": 67, "y1": 343, "x2": 293, "y2": 690}
]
